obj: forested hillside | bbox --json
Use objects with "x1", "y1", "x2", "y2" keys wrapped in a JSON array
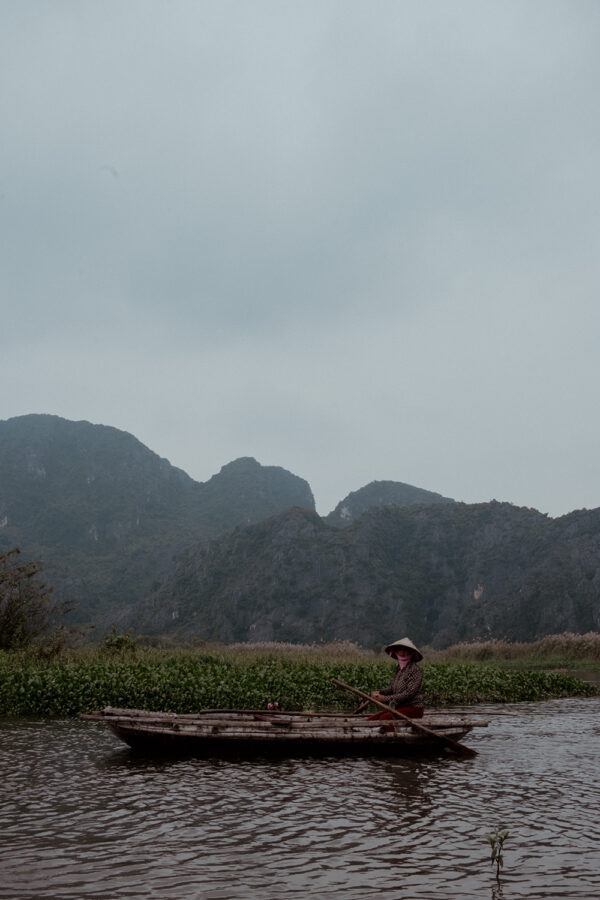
[{"x1": 128, "y1": 501, "x2": 600, "y2": 648}]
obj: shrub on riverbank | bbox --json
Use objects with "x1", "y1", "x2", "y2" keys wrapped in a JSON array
[{"x1": 0, "y1": 646, "x2": 596, "y2": 717}]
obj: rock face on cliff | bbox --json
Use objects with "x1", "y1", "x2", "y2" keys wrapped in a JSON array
[
  {"x1": 0, "y1": 415, "x2": 314, "y2": 622},
  {"x1": 325, "y1": 480, "x2": 454, "y2": 526},
  {"x1": 131, "y1": 501, "x2": 600, "y2": 648}
]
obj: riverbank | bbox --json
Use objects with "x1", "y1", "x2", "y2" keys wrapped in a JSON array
[{"x1": 0, "y1": 642, "x2": 597, "y2": 717}]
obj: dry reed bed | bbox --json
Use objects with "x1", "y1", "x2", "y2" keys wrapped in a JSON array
[{"x1": 427, "y1": 632, "x2": 600, "y2": 662}]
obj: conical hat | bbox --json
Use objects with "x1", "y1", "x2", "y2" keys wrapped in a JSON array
[{"x1": 384, "y1": 637, "x2": 423, "y2": 662}]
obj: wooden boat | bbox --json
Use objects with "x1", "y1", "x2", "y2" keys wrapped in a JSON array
[{"x1": 82, "y1": 707, "x2": 487, "y2": 756}]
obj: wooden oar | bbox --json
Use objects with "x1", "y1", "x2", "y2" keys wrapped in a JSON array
[{"x1": 331, "y1": 678, "x2": 478, "y2": 758}]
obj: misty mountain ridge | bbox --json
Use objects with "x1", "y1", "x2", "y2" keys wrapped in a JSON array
[
  {"x1": 0, "y1": 415, "x2": 314, "y2": 620},
  {"x1": 1, "y1": 414, "x2": 450, "y2": 628},
  {"x1": 2, "y1": 413, "x2": 599, "y2": 647},
  {"x1": 325, "y1": 480, "x2": 454, "y2": 526}
]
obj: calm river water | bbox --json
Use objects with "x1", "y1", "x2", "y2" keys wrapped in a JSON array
[{"x1": 1, "y1": 698, "x2": 599, "y2": 900}]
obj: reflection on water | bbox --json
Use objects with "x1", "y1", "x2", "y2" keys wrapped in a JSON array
[{"x1": 1, "y1": 699, "x2": 599, "y2": 899}]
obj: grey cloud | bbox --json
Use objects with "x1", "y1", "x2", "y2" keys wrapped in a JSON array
[{"x1": 2, "y1": 1, "x2": 600, "y2": 515}]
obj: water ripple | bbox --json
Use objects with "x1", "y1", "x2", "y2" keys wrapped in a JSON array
[{"x1": 1, "y1": 699, "x2": 599, "y2": 898}]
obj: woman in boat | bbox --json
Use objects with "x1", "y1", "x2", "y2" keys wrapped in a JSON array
[{"x1": 370, "y1": 637, "x2": 424, "y2": 719}]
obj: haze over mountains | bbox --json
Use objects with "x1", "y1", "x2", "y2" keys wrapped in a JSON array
[{"x1": 1, "y1": 414, "x2": 598, "y2": 647}]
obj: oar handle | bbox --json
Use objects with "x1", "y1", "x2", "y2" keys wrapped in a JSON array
[
  {"x1": 331, "y1": 678, "x2": 477, "y2": 758},
  {"x1": 331, "y1": 679, "x2": 415, "y2": 724}
]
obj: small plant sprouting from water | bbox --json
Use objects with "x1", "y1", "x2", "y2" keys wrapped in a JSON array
[{"x1": 486, "y1": 827, "x2": 510, "y2": 880}]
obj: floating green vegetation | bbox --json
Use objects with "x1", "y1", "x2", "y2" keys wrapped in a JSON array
[
  {"x1": 422, "y1": 663, "x2": 597, "y2": 705},
  {"x1": 0, "y1": 646, "x2": 597, "y2": 718}
]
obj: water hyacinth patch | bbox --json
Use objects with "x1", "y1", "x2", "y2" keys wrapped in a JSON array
[
  {"x1": 421, "y1": 663, "x2": 596, "y2": 705},
  {"x1": 0, "y1": 646, "x2": 597, "y2": 718}
]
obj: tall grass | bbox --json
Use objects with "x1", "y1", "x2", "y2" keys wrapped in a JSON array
[
  {"x1": 428, "y1": 632, "x2": 600, "y2": 664},
  {"x1": 0, "y1": 641, "x2": 596, "y2": 717}
]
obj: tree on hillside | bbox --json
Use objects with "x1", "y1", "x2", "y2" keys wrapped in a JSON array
[{"x1": 0, "y1": 548, "x2": 72, "y2": 649}]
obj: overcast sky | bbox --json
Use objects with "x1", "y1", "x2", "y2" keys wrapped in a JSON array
[{"x1": 2, "y1": 1, "x2": 599, "y2": 516}]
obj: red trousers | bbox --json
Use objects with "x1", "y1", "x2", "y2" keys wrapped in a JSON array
[{"x1": 368, "y1": 706, "x2": 424, "y2": 720}]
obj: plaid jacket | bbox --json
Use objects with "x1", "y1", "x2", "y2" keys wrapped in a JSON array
[{"x1": 379, "y1": 661, "x2": 424, "y2": 709}]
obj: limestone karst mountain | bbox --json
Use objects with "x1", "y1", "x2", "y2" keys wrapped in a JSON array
[
  {"x1": 325, "y1": 480, "x2": 454, "y2": 526},
  {"x1": 0, "y1": 414, "x2": 314, "y2": 623},
  {"x1": 127, "y1": 501, "x2": 600, "y2": 648},
  {"x1": 3, "y1": 413, "x2": 599, "y2": 646}
]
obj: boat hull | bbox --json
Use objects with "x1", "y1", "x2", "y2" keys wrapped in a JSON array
[
  {"x1": 108, "y1": 722, "x2": 476, "y2": 757},
  {"x1": 85, "y1": 708, "x2": 486, "y2": 758}
]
